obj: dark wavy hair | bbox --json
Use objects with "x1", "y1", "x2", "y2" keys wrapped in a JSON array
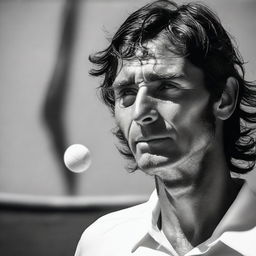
[{"x1": 89, "y1": 0, "x2": 256, "y2": 174}]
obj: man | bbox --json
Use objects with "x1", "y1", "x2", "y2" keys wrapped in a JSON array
[{"x1": 75, "y1": 1, "x2": 256, "y2": 255}]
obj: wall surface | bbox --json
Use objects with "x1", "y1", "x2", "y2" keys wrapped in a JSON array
[{"x1": 0, "y1": 0, "x2": 255, "y2": 197}]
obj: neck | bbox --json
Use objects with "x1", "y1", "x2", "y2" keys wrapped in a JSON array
[{"x1": 155, "y1": 150, "x2": 242, "y2": 255}]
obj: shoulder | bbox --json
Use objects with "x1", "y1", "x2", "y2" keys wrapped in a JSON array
[{"x1": 74, "y1": 199, "x2": 153, "y2": 256}]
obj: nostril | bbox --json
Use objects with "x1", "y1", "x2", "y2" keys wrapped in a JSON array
[{"x1": 143, "y1": 117, "x2": 153, "y2": 123}]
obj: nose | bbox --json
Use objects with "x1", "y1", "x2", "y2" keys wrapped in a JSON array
[{"x1": 133, "y1": 85, "x2": 158, "y2": 125}]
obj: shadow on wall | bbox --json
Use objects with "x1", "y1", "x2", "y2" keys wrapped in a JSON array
[{"x1": 42, "y1": 0, "x2": 80, "y2": 195}]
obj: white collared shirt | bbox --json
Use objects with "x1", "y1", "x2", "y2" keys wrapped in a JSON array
[{"x1": 75, "y1": 182, "x2": 256, "y2": 256}]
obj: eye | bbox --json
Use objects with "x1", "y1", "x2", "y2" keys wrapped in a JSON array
[
  {"x1": 115, "y1": 87, "x2": 137, "y2": 107},
  {"x1": 157, "y1": 82, "x2": 183, "y2": 99},
  {"x1": 159, "y1": 82, "x2": 179, "y2": 90}
]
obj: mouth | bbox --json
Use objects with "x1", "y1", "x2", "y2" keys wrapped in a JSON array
[{"x1": 135, "y1": 136, "x2": 172, "y2": 144}]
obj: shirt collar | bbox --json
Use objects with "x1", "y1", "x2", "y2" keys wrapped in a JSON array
[
  {"x1": 132, "y1": 190, "x2": 179, "y2": 255},
  {"x1": 190, "y1": 182, "x2": 256, "y2": 255},
  {"x1": 132, "y1": 181, "x2": 256, "y2": 255},
  {"x1": 211, "y1": 182, "x2": 256, "y2": 239}
]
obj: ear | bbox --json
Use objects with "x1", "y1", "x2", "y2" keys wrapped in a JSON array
[{"x1": 213, "y1": 77, "x2": 239, "y2": 120}]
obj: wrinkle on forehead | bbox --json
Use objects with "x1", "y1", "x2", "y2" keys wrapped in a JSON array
[
  {"x1": 114, "y1": 55, "x2": 187, "y2": 86},
  {"x1": 113, "y1": 38, "x2": 203, "y2": 87}
]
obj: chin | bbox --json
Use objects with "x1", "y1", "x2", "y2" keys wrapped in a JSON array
[{"x1": 137, "y1": 153, "x2": 179, "y2": 176}]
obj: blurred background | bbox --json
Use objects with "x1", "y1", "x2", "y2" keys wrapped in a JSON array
[{"x1": 0, "y1": 0, "x2": 255, "y2": 255}]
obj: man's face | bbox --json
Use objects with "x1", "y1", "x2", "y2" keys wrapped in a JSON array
[{"x1": 113, "y1": 40, "x2": 216, "y2": 182}]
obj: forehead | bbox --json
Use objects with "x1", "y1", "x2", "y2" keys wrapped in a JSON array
[{"x1": 113, "y1": 40, "x2": 204, "y2": 86}]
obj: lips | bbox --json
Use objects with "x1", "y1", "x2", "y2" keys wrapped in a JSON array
[
  {"x1": 133, "y1": 135, "x2": 175, "y2": 156},
  {"x1": 130, "y1": 125, "x2": 177, "y2": 154},
  {"x1": 135, "y1": 135, "x2": 172, "y2": 144}
]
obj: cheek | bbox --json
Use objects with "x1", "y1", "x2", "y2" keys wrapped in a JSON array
[
  {"x1": 174, "y1": 94, "x2": 211, "y2": 128},
  {"x1": 114, "y1": 106, "x2": 133, "y2": 139},
  {"x1": 158, "y1": 93, "x2": 212, "y2": 146}
]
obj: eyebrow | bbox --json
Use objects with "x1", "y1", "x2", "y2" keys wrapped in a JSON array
[
  {"x1": 145, "y1": 72, "x2": 186, "y2": 82},
  {"x1": 112, "y1": 78, "x2": 135, "y2": 89},
  {"x1": 112, "y1": 72, "x2": 186, "y2": 89}
]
